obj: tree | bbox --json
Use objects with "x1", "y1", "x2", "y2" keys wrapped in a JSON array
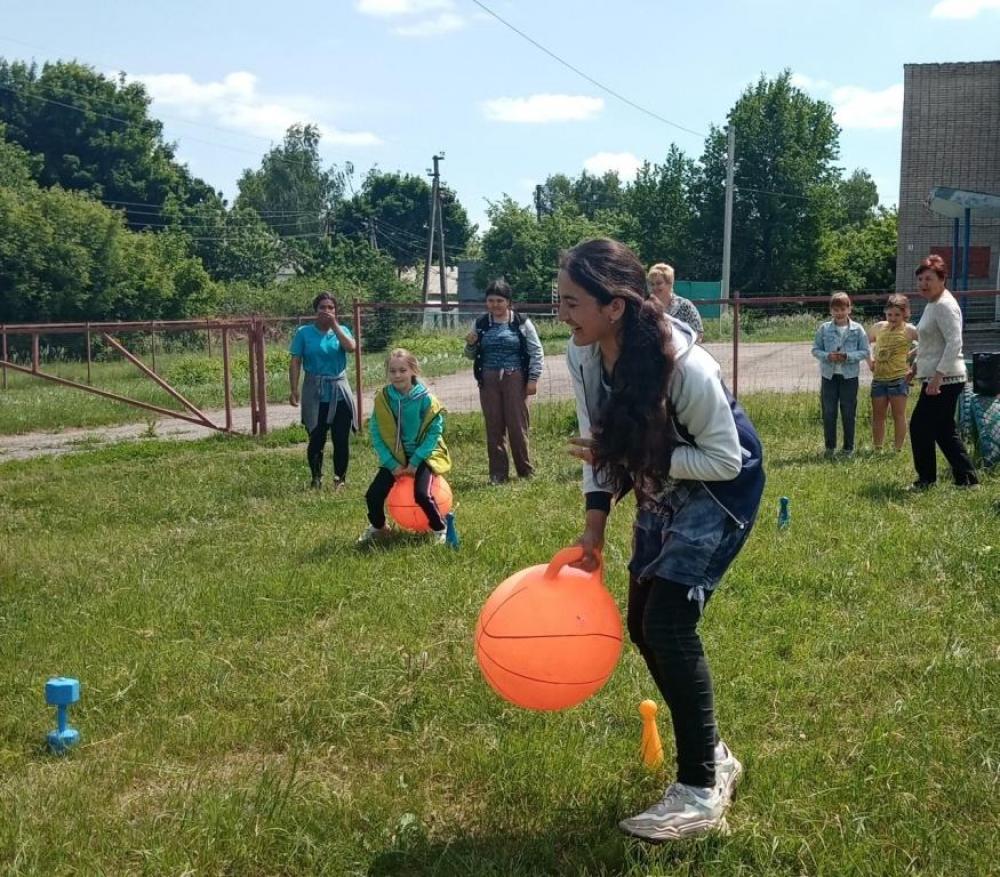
[
  {"x1": 835, "y1": 169, "x2": 880, "y2": 228},
  {"x1": 536, "y1": 170, "x2": 626, "y2": 220},
  {"x1": 235, "y1": 124, "x2": 344, "y2": 242},
  {"x1": 338, "y1": 169, "x2": 475, "y2": 272},
  {"x1": 0, "y1": 172, "x2": 215, "y2": 323},
  {"x1": 0, "y1": 59, "x2": 218, "y2": 227},
  {"x1": 620, "y1": 146, "x2": 697, "y2": 273},
  {"x1": 819, "y1": 208, "x2": 897, "y2": 293},
  {"x1": 477, "y1": 198, "x2": 613, "y2": 300},
  {"x1": 181, "y1": 203, "x2": 287, "y2": 286},
  {"x1": 690, "y1": 71, "x2": 841, "y2": 292}
]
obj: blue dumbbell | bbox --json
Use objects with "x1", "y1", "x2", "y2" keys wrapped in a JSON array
[
  {"x1": 778, "y1": 496, "x2": 791, "y2": 529},
  {"x1": 45, "y1": 677, "x2": 81, "y2": 754}
]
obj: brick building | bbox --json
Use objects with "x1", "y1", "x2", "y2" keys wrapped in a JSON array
[{"x1": 895, "y1": 61, "x2": 1000, "y2": 323}]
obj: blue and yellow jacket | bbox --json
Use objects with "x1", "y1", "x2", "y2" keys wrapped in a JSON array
[{"x1": 370, "y1": 382, "x2": 451, "y2": 474}]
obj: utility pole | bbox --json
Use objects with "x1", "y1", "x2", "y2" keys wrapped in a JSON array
[
  {"x1": 534, "y1": 184, "x2": 544, "y2": 221},
  {"x1": 422, "y1": 154, "x2": 442, "y2": 303},
  {"x1": 437, "y1": 181, "x2": 449, "y2": 309},
  {"x1": 720, "y1": 125, "x2": 736, "y2": 317}
]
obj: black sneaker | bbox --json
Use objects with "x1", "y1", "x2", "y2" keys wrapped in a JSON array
[
  {"x1": 310, "y1": 475, "x2": 322, "y2": 490},
  {"x1": 906, "y1": 480, "x2": 934, "y2": 492}
]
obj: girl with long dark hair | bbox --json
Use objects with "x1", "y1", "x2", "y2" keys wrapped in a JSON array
[{"x1": 559, "y1": 239, "x2": 765, "y2": 842}]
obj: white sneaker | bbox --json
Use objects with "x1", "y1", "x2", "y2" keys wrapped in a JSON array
[
  {"x1": 715, "y1": 741, "x2": 743, "y2": 807},
  {"x1": 618, "y1": 782, "x2": 726, "y2": 842},
  {"x1": 357, "y1": 525, "x2": 388, "y2": 544},
  {"x1": 430, "y1": 528, "x2": 447, "y2": 545}
]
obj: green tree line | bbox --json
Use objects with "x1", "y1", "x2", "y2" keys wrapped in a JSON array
[{"x1": 0, "y1": 60, "x2": 895, "y2": 324}]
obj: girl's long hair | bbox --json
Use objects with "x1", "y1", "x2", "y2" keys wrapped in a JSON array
[{"x1": 560, "y1": 239, "x2": 676, "y2": 493}]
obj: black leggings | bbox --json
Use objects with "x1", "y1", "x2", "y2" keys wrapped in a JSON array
[
  {"x1": 365, "y1": 463, "x2": 446, "y2": 531},
  {"x1": 307, "y1": 400, "x2": 353, "y2": 480},
  {"x1": 627, "y1": 576, "x2": 717, "y2": 788}
]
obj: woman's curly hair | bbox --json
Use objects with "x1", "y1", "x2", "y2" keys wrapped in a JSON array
[{"x1": 560, "y1": 239, "x2": 677, "y2": 494}]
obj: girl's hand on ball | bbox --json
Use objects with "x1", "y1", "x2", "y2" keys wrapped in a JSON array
[
  {"x1": 573, "y1": 531, "x2": 604, "y2": 572},
  {"x1": 392, "y1": 465, "x2": 406, "y2": 477},
  {"x1": 568, "y1": 437, "x2": 595, "y2": 465}
]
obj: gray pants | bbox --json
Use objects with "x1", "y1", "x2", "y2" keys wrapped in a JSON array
[
  {"x1": 479, "y1": 369, "x2": 533, "y2": 481},
  {"x1": 821, "y1": 375, "x2": 858, "y2": 452}
]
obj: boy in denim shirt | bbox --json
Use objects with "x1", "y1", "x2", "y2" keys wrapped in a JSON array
[{"x1": 811, "y1": 292, "x2": 870, "y2": 458}]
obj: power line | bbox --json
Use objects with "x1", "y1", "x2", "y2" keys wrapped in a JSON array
[{"x1": 467, "y1": 0, "x2": 705, "y2": 139}]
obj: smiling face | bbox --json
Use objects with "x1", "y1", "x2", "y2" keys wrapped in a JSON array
[
  {"x1": 387, "y1": 355, "x2": 415, "y2": 392},
  {"x1": 557, "y1": 270, "x2": 623, "y2": 347}
]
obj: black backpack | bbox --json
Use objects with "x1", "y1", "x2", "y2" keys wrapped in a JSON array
[{"x1": 472, "y1": 311, "x2": 531, "y2": 387}]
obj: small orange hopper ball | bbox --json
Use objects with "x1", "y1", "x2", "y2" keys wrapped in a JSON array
[
  {"x1": 387, "y1": 474, "x2": 453, "y2": 532},
  {"x1": 474, "y1": 546, "x2": 623, "y2": 711}
]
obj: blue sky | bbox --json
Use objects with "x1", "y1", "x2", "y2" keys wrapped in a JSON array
[{"x1": 2, "y1": 0, "x2": 999, "y2": 231}]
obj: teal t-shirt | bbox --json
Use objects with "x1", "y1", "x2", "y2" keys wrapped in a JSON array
[{"x1": 289, "y1": 324, "x2": 353, "y2": 375}]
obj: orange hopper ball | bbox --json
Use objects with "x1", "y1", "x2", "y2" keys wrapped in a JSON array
[
  {"x1": 475, "y1": 546, "x2": 623, "y2": 711},
  {"x1": 386, "y1": 473, "x2": 453, "y2": 532}
]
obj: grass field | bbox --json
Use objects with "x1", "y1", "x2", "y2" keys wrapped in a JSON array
[{"x1": 0, "y1": 396, "x2": 996, "y2": 875}]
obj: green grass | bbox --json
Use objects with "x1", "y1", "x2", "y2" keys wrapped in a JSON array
[{"x1": 0, "y1": 396, "x2": 996, "y2": 875}]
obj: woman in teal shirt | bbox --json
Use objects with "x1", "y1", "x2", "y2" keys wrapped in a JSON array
[{"x1": 289, "y1": 293, "x2": 358, "y2": 489}]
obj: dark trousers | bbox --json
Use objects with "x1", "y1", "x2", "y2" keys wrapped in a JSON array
[
  {"x1": 365, "y1": 463, "x2": 446, "y2": 531},
  {"x1": 479, "y1": 369, "x2": 533, "y2": 480},
  {"x1": 307, "y1": 400, "x2": 352, "y2": 481},
  {"x1": 821, "y1": 375, "x2": 859, "y2": 452},
  {"x1": 909, "y1": 382, "x2": 978, "y2": 486},
  {"x1": 627, "y1": 577, "x2": 717, "y2": 789}
]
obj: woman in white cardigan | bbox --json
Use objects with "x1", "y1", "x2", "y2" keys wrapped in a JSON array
[{"x1": 907, "y1": 255, "x2": 978, "y2": 489}]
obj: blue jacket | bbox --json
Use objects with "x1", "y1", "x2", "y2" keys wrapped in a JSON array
[
  {"x1": 369, "y1": 382, "x2": 445, "y2": 470},
  {"x1": 811, "y1": 319, "x2": 870, "y2": 380}
]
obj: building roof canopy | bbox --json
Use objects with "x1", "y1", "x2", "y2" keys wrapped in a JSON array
[{"x1": 926, "y1": 186, "x2": 1000, "y2": 219}]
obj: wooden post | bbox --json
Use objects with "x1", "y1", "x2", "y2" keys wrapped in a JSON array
[
  {"x1": 1, "y1": 326, "x2": 7, "y2": 389},
  {"x1": 85, "y1": 325, "x2": 92, "y2": 385},
  {"x1": 31, "y1": 333, "x2": 39, "y2": 374},
  {"x1": 247, "y1": 324, "x2": 258, "y2": 435}
]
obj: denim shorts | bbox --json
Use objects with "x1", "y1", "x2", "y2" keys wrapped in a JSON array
[
  {"x1": 629, "y1": 481, "x2": 754, "y2": 599},
  {"x1": 871, "y1": 378, "x2": 909, "y2": 399}
]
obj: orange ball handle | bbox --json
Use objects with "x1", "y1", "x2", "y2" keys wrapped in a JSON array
[{"x1": 543, "y1": 545, "x2": 603, "y2": 580}]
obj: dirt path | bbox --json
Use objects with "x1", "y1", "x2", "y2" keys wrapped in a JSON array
[{"x1": 0, "y1": 342, "x2": 824, "y2": 463}]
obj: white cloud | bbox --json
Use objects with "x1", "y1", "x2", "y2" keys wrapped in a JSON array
[
  {"x1": 356, "y1": 0, "x2": 451, "y2": 16},
  {"x1": 356, "y1": 0, "x2": 466, "y2": 37},
  {"x1": 482, "y1": 94, "x2": 604, "y2": 123},
  {"x1": 790, "y1": 72, "x2": 830, "y2": 91},
  {"x1": 930, "y1": 0, "x2": 1000, "y2": 18},
  {"x1": 793, "y1": 73, "x2": 903, "y2": 130},
  {"x1": 830, "y1": 84, "x2": 904, "y2": 130},
  {"x1": 393, "y1": 12, "x2": 465, "y2": 36},
  {"x1": 132, "y1": 72, "x2": 381, "y2": 146},
  {"x1": 583, "y1": 151, "x2": 643, "y2": 180}
]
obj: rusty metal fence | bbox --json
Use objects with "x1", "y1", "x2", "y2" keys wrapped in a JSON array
[{"x1": 2, "y1": 291, "x2": 997, "y2": 438}]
